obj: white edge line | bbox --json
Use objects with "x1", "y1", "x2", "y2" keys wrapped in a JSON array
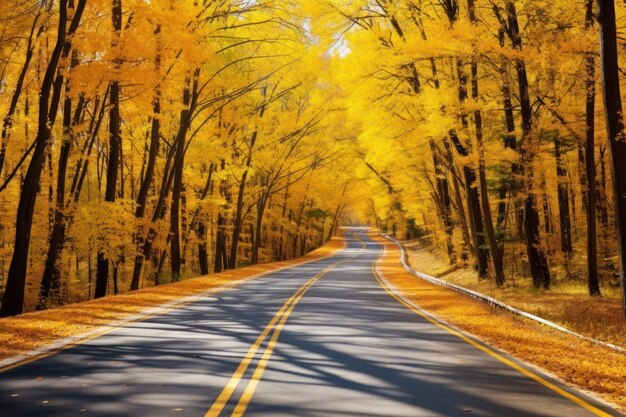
[
  {"x1": 0, "y1": 246, "x2": 345, "y2": 371},
  {"x1": 382, "y1": 234, "x2": 625, "y2": 354},
  {"x1": 372, "y1": 241, "x2": 624, "y2": 415}
]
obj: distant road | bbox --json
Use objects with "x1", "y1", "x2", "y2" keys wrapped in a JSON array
[{"x1": 0, "y1": 228, "x2": 620, "y2": 417}]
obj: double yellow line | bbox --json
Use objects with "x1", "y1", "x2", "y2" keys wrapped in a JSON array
[{"x1": 205, "y1": 234, "x2": 366, "y2": 417}]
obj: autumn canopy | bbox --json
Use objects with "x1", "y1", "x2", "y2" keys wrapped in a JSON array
[{"x1": 0, "y1": 0, "x2": 626, "y2": 319}]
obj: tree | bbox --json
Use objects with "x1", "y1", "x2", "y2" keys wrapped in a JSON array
[
  {"x1": 597, "y1": 0, "x2": 626, "y2": 314},
  {"x1": 1, "y1": 0, "x2": 87, "y2": 317}
]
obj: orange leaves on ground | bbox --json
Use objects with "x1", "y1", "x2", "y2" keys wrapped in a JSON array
[
  {"x1": 0, "y1": 236, "x2": 344, "y2": 363},
  {"x1": 372, "y1": 235, "x2": 626, "y2": 412}
]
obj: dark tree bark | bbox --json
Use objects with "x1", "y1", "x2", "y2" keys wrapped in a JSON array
[
  {"x1": 96, "y1": 0, "x2": 123, "y2": 299},
  {"x1": 1, "y1": 0, "x2": 87, "y2": 317},
  {"x1": 131, "y1": 138, "x2": 176, "y2": 286},
  {"x1": 467, "y1": 1, "x2": 504, "y2": 284},
  {"x1": 181, "y1": 163, "x2": 215, "y2": 272},
  {"x1": 214, "y1": 160, "x2": 229, "y2": 273},
  {"x1": 430, "y1": 141, "x2": 456, "y2": 264},
  {"x1": 198, "y1": 221, "x2": 209, "y2": 275},
  {"x1": 597, "y1": 0, "x2": 626, "y2": 313},
  {"x1": 166, "y1": 65, "x2": 201, "y2": 281},
  {"x1": 129, "y1": 29, "x2": 161, "y2": 291},
  {"x1": 277, "y1": 177, "x2": 290, "y2": 261},
  {"x1": 471, "y1": 64, "x2": 505, "y2": 285},
  {"x1": 496, "y1": 50, "x2": 522, "y2": 243},
  {"x1": 554, "y1": 137, "x2": 573, "y2": 255},
  {"x1": 496, "y1": 1, "x2": 551, "y2": 289},
  {"x1": 442, "y1": 139, "x2": 474, "y2": 259},
  {"x1": 584, "y1": 0, "x2": 600, "y2": 297},
  {"x1": 37, "y1": 79, "x2": 84, "y2": 309},
  {"x1": 449, "y1": 130, "x2": 489, "y2": 279},
  {"x1": 252, "y1": 189, "x2": 270, "y2": 265},
  {"x1": 454, "y1": 56, "x2": 488, "y2": 277},
  {"x1": 0, "y1": 13, "x2": 43, "y2": 179},
  {"x1": 214, "y1": 210, "x2": 228, "y2": 272},
  {"x1": 229, "y1": 95, "x2": 266, "y2": 269},
  {"x1": 170, "y1": 77, "x2": 194, "y2": 281}
]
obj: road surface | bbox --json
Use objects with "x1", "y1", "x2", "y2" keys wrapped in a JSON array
[{"x1": 0, "y1": 228, "x2": 620, "y2": 417}]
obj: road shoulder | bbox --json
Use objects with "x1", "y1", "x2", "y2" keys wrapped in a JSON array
[
  {"x1": 370, "y1": 233, "x2": 626, "y2": 415},
  {"x1": 0, "y1": 236, "x2": 346, "y2": 369}
]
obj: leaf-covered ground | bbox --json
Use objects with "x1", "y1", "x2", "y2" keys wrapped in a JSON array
[
  {"x1": 402, "y1": 240, "x2": 626, "y2": 349},
  {"x1": 0, "y1": 237, "x2": 345, "y2": 362},
  {"x1": 373, "y1": 235, "x2": 626, "y2": 412}
]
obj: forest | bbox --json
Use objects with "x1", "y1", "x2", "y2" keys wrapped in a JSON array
[{"x1": 1, "y1": 0, "x2": 626, "y2": 321}]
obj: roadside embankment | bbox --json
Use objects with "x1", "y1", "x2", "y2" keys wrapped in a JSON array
[
  {"x1": 0, "y1": 235, "x2": 345, "y2": 365},
  {"x1": 371, "y1": 234, "x2": 626, "y2": 412}
]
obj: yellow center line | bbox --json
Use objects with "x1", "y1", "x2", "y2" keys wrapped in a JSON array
[
  {"x1": 206, "y1": 233, "x2": 366, "y2": 417},
  {"x1": 204, "y1": 267, "x2": 329, "y2": 417},
  {"x1": 370, "y1": 243, "x2": 614, "y2": 417}
]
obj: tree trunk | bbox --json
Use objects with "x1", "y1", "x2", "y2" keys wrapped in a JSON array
[
  {"x1": 597, "y1": 0, "x2": 626, "y2": 313},
  {"x1": 430, "y1": 141, "x2": 456, "y2": 264},
  {"x1": 229, "y1": 133, "x2": 260, "y2": 268},
  {"x1": 555, "y1": 137, "x2": 573, "y2": 255},
  {"x1": 180, "y1": 163, "x2": 215, "y2": 274},
  {"x1": 95, "y1": 0, "x2": 123, "y2": 299},
  {"x1": 37, "y1": 78, "x2": 84, "y2": 309},
  {"x1": 503, "y1": 0, "x2": 551, "y2": 289},
  {"x1": 252, "y1": 194, "x2": 268, "y2": 264},
  {"x1": 449, "y1": 131, "x2": 489, "y2": 278},
  {"x1": 130, "y1": 91, "x2": 160, "y2": 288},
  {"x1": 0, "y1": 14, "x2": 42, "y2": 179},
  {"x1": 471, "y1": 61, "x2": 505, "y2": 285},
  {"x1": 170, "y1": 83, "x2": 192, "y2": 281},
  {"x1": 229, "y1": 166, "x2": 249, "y2": 269},
  {"x1": 442, "y1": 139, "x2": 474, "y2": 259},
  {"x1": 1, "y1": 0, "x2": 73, "y2": 317},
  {"x1": 170, "y1": 67, "x2": 201, "y2": 280},
  {"x1": 585, "y1": 1, "x2": 600, "y2": 296},
  {"x1": 131, "y1": 141, "x2": 176, "y2": 286},
  {"x1": 198, "y1": 220, "x2": 209, "y2": 275}
]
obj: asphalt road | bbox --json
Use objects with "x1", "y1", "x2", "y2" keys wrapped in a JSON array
[{"x1": 0, "y1": 228, "x2": 620, "y2": 417}]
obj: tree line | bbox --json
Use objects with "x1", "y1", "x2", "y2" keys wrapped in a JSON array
[
  {"x1": 0, "y1": 0, "x2": 358, "y2": 316},
  {"x1": 317, "y1": 0, "x2": 626, "y2": 316}
]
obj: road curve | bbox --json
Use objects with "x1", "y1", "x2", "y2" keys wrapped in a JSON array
[{"x1": 0, "y1": 228, "x2": 621, "y2": 417}]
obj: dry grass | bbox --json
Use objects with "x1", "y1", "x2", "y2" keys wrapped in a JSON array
[
  {"x1": 402, "y1": 240, "x2": 626, "y2": 349},
  {"x1": 0, "y1": 236, "x2": 345, "y2": 362},
  {"x1": 372, "y1": 235, "x2": 626, "y2": 412}
]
